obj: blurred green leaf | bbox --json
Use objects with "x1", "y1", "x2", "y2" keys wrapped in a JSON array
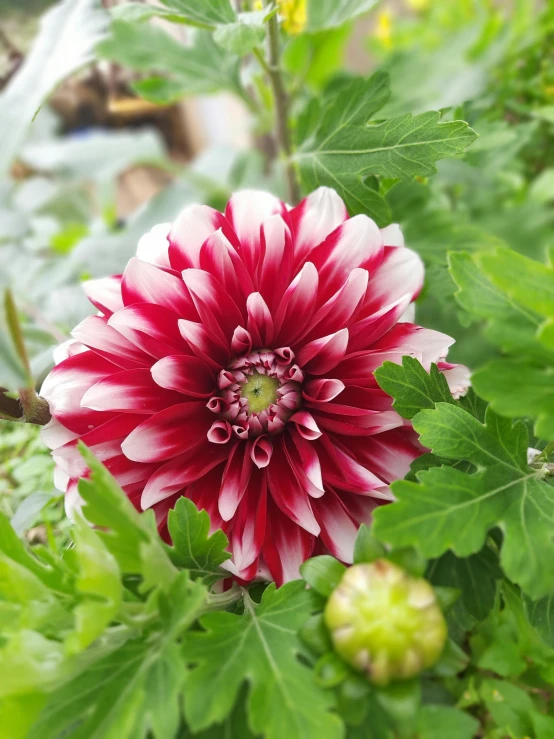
[
  {"x1": 300, "y1": 555, "x2": 346, "y2": 597},
  {"x1": 416, "y1": 705, "x2": 479, "y2": 739},
  {"x1": 213, "y1": 22, "x2": 265, "y2": 56},
  {"x1": 159, "y1": 0, "x2": 236, "y2": 27},
  {"x1": 98, "y1": 23, "x2": 241, "y2": 99},
  {"x1": 307, "y1": 0, "x2": 377, "y2": 30},
  {"x1": 0, "y1": 0, "x2": 109, "y2": 175}
]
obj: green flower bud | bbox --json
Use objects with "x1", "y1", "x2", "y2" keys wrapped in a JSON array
[{"x1": 324, "y1": 560, "x2": 447, "y2": 686}]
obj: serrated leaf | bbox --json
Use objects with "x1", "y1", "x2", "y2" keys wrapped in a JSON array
[
  {"x1": 65, "y1": 517, "x2": 122, "y2": 654},
  {"x1": 296, "y1": 73, "x2": 477, "y2": 217},
  {"x1": 166, "y1": 497, "x2": 230, "y2": 584},
  {"x1": 0, "y1": 0, "x2": 109, "y2": 175},
  {"x1": 78, "y1": 444, "x2": 177, "y2": 591},
  {"x1": 374, "y1": 403, "x2": 554, "y2": 598},
  {"x1": 374, "y1": 356, "x2": 455, "y2": 419},
  {"x1": 28, "y1": 572, "x2": 205, "y2": 739},
  {"x1": 183, "y1": 582, "x2": 343, "y2": 739},
  {"x1": 98, "y1": 23, "x2": 241, "y2": 99},
  {"x1": 307, "y1": 0, "x2": 378, "y2": 30}
]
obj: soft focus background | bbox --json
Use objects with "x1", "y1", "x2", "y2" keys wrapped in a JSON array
[{"x1": 0, "y1": 0, "x2": 552, "y2": 537}]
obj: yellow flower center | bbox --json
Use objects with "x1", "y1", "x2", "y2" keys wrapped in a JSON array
[{"x1": 241, "y1": 372, "x2": 280, "y2": 413}]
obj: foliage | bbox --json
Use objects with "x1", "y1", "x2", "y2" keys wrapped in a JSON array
[{"x1": 1, "y1": 0, "x2": 554, "y2": 736}]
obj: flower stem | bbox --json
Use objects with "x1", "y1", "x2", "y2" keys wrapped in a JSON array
[
  {"x1": 262, "y1": 1, "x2": 300, "y2": 205},
  {"x1": 203, "y1": 584, "x2": 243, "y2": 612}
]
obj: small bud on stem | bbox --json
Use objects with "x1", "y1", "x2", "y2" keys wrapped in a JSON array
[{"x1": 324, "y1": 560, "x2": 447, "y2": 686}]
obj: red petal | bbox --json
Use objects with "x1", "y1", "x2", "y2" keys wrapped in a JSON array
[
  {"x1": 83, "y1": 275, "x2": 123, "y2": 316},
  {"x1": 273, "y1": 262, "x2": 318, "y2": 346},
  {"x1": 219, "y1": 443, "x2": 252, "y2": 520},
  {"x1": 227, "y1": 467, "x2": 267, "y2": 577},
  {"x1": 262, "y1": 498, "x2": 314, "y2": 585},
  {"x1": 289, "y1": 187, "x2": 348, "y2": 270},
  {"x1": 122, "y1": 402, "x2": 212, "y2": 462},
  {"x1": 71, "y1": 315, "x2": 151, "y2": 369},
  {"x1": 246, "y1": 292, "x2": 274, "y2": 347},
  {"x1": 121, "y1": 257, "x2": 196, "y2": 316},
  {"x1": 225, "y1": 190, "x2": 287, "y2": 276},
  {"x1": 182, "y1": 268, "x2": 244, "y2": 343},
  {"x1": 151, "y1": 355, "x2": 215, "y2": 397},
  {"x1": 168, "y1": 203, "x2": 234, "y2": 270},
  {"x1": 297, "y1": 328, "x2": 349, "y2": 375},
  {"x1": 267, "y1": 439, "x2": 320, "y2": 535},
  {"x1": 81, "y1": 368, "x2": 182, "y2": 413},
  {"x1": 108, "y1": 303, "x2": 189, "y2": 359},
  {"x1": 312, "y1": 488, "x2": 359, "y2": 563},
  {"x1": 142, "y1": 442, "x2": 231, "y2": 508}
]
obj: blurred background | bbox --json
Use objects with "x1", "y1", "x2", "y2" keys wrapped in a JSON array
[{"x1": 0, "y1": 0, "x2": 552, "y2": 535}]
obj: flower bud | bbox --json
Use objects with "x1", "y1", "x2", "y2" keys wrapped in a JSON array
[{"x1": 324, "y1": 560, "x2": 447, "y2": 686}]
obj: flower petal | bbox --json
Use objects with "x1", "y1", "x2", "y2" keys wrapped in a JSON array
[
  {"x1": 178, "y1": 319, "x2": 229, "y2": 369},
  {"x1": 122, "y1": 402, "x2": 212, "y2": 462},
  {"x1": 121, "y1": 257, "x2": 196, "y2": 317},
  {"x1": 168, "y1": 203, "x2": 234, "y2": 270},
  {"x1": 136, "y1": 223, "x2": 171, "y2": 268},
  {"x1": 108, "y1": 303, "x2": 188, "y2": 359},
  {"x1": 258, "y1": 215, "x2": 294, "y2": 311},
  {"x1": 297, "y1": 328, "x2": 349, "y2": 375},
  {"x1": 262, "y1": 499, "x2": 314, "y2": 585},
  {"x1": 141, "y1": 442, "x2": 230, "y2": 508},
  {"x1": 151, "y1": 355, "x2": 215, "y2": 397},
  {"x1": 225, "y1": 190, "x2": 287, "y2": 275},
  {"x1": 226, "y1": 467, "x2": 267, "y2": 576},
  {"x1": 289, "y1": 187, "x2": 348, "y2": 269},
  {"x1": 182, "y1": 268, "x2": 244, "y2": 343},
  {"x1": 246, "y1": 292, "x2": 274, "y2": 347},
  {"x1": 219, "y1": 443, "x2": 252, "y2": 520},
  {"x1": 81, "y1": 368, "x2": 182, "y2": 413},
  {"x1": 312, "y1": 489, "x2": 359, "y2": 563},
  {"x1": 267, "y1": 439, "x2": 320, "y2": 535},
  {"x1": 71, "y1": 315, "x2": 151, "y2": 369},
  {"x1": 273, "y1": 262, "x2": 319, "y2": 345},
  {"x1": 82, "y1": 275, "x2": 123, "y2": 316},
  {"x1": 309, "y1": 215, "x2": 383, "y2": 300}
]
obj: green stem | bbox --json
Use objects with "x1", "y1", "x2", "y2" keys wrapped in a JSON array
[
  {"x1": 203, "y1": 584, "x2": 243, "y2": 612},
  {"x1": 262, "y1": 0, "x2": 300, "y2": 204}
]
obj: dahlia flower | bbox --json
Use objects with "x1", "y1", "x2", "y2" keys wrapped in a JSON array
[{"x1": 41, "y1": 188, "x2": 466, "y2": 584}]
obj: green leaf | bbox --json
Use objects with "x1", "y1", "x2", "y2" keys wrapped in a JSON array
[
  {"x1": 479, "y1": 679, "x2": 535, "y2": 738},
  {"x1": 78, "y1": 444, "x2": 177, "y2": 591},
  {"x1": 159, "y1": 0, "x2": 236, "y2": 27},
  {"x1": 352, "y1": 524, "x2": 386, "y2": 564},
  {"x1": 427, "y1": 548, "x2": 501, "y2": 622},
  {"x1": 472, "y1": 358, "x2": 554, "y2": 439},
  {"x1": 307, "y1": 0, "x2": 378, "y2": 30},
  {"x1": 374, "y1": 356, "x2": 455, "y2": 420},
  {"x1": 166, "y1": 496, "x2": 230, "y2": 584},
  {"x1": 524, "y1": 593, "x2": 554, "y2": 648},
  {"x1": 214, "y1": 22, "x2": 265, "y2": 56},
  {"x1": 28, "y1": 572, "x2": 206, "y2": 739},
  {"x1": 449, "y1": 252, "x2": 547, "y2": 356},
  {"x1": 183, "y1": 582, "x2": 343, "y2": 739},
  {"x1": 65, "y1": 516, "x2": 122, "y2": 654},
  {"x1": 416, "y1": 705, "x2": 479, "y2": 739},
  {"x1": 374, "y1": 403, "x2": 554, "y2": 599},
  {"x1": 478, "y1": 247, "x2": 554, "y2": 317},
  {"x1": 296, "y1": 73, "x2": 477, "y2": 218},
  {"x1": 300, "y1": 555, "x2": 347, "y2": 597},
  {"x1": 0, "y1": 0, "x2": 109, "y2": 175},
  {"x1": 98, "y1": 23, "x2": 241, "y2": 99}
]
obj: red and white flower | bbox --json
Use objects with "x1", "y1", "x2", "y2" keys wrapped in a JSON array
[{"x1": 41, "y1": 188, "x2": 467, "y2": 584}]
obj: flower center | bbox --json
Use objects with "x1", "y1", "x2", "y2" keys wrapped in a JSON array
[
  {"x1": 207, "y1": 348, "x2": 303, "y2": 439},
  {"x1": 241, "y1": 372, "x2": 279, "y2": 413}
]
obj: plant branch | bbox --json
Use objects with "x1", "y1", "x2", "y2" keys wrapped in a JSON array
[{"x1": 262, "y1": 1, "x2": 300, "y2": 204}]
